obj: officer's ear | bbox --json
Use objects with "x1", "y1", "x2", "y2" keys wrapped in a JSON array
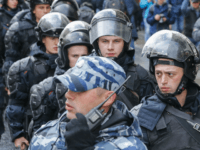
[
  {"x1": 42, "y1": 36, "x2": 46, "y2": 44},
  {"x1": 102, "y1": 90, "x2": 116, "y2": 107}
]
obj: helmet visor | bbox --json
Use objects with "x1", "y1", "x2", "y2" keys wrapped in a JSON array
[
  {"x1": 90, "y1": 19, "x2": 132, "y2": 44},
  {"x1": 142, "y1": 30, "x2": 197, "y2": 62}
]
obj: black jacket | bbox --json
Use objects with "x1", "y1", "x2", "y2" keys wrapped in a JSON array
[{"x1": 6, "y1": 43, "x2": 57, "y2": 141}]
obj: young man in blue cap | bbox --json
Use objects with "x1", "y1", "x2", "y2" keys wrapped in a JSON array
[{"x1": 28, "y1": 56, "x2": 147, "y2": 150}]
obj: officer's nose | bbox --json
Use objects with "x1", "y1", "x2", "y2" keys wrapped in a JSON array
[
  {"x1": 108, "y1": 41, "x2": 114, "y2": 50},
  {"x1": 161, "y1": 74, "x2": 168, "y2": 85},
  {"x1": 55, "y1": 38, "x2": 59, "y2": 45},
  {"x1": 65, "y1": 90, "x2": 75, "y2": 101}
]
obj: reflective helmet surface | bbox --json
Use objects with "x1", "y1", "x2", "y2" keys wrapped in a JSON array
[
  {"x1": 58, "y1": 21, "x2": 93, "y2": 69},
  {"x1": 30, "y1": 0, "x2": 52, "y2": 10},
  {"x1": 51, "y1": 0, "x2": 79, "y2": 11},
  {"x1": 35, "y1": 12, "x2": 70, "y2": 41},
  {"x1": 51, "y1": 3, "x2": 78, "y2": 21},
  {"x1": 90, "y1": 9, "x2": 132, "y2": 52},
  {"x1": 142, "y1": 30, "x2": 199, "y2": 81}
]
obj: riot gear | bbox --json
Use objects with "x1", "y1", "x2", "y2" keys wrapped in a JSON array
[
  {"x1": 142, "y1": 30, "x2": 199, "y2": 81},
  {"x1": 51, "y1": 0, "x2": 79, "y2": 11},
  {"x1": 51, "y1": 3, "x2": 78, "y2": 21},
  {"x1": 35, "y1": 12, "x2": 70, "y2": 41},
  {"x1": 58, "y1": 21, "x2": 93, "y2": 69},
  {"x1": 90, "y1": 9, "x2": 133, "y2": 55},
  {"x1": 142, "y1": 30, "x2": 200, "y2": 96},
  {"x1": 30, "y1": 0, "x2": 52, "y2": 10}
]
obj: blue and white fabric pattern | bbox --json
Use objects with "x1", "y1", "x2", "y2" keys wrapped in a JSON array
[{"x1": 55, "y1": 56, "x2": 126, "y2": 93}]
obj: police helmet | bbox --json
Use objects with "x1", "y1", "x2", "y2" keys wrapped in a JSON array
[
  {"x1": 142, "y1": 30, "x2": 199, "y2": 81},
  {"x1": 51, "y1": 0, "x2": 79, "y2": 11},
  {"x1": 58, "y1": 21, "x2": 93, "y2": 69},
  {"x1": 51, "y1": 3, "x2": 78, "y2": 21},
  {"x1": 90, "y1": 9, "x2": 133, "y2": 56},
  {"x1": 30, "y1": 0, "x2": 52, "y2": 11},
  {"x1": 35, "y1": 12, "x2": 70, "y2": 41}
]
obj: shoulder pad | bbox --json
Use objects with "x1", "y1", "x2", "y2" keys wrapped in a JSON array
[
  {"x1": 7, "y1": 21, "x2": 20, "y2": 32},
  {"x1": 30, "y1": 83, "x2": 46, "y2": 110},
  {"x1": 8, "y1": 57, "x2": 30, "y2": 75},
  {"x1": 10, "y1": 9, "x2": 30, "y2": 25},
  {"x1": 41, "y1": 77, "x2": 55, "y2": 92},
  {"x1": 130, "y1": 103, "x2": 142, "y2": 116}
]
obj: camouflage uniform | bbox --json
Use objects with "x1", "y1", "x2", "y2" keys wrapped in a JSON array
[
  {"x1": 28, "y1": 56, "x2": 147, "y2": 150},
  {"x1": 29, "y1": 100, "x2": 147, "y2": 150}
]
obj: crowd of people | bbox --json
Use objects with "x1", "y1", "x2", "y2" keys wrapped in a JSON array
[{"x1": 0, "y1": 0, "x2": 200, "y2": 150}]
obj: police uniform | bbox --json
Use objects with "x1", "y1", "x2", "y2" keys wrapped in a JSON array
[
  {"x1": 28, "y1": 56, "x2": 147, "y2": 150},
  {"x1": 30, "y1": 21, "x2": 93, "y2": 133},
  {"x1": 131, "y1": 30, "x2": 200, "y2": 149},
  {"x1": 90, "y1": 9, "x2": 156, "y2": 110},
  {"x1": 6, "y1": 12, "x2": 69, "y2": 142}
]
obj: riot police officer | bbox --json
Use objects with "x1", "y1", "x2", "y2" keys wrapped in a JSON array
[
  {"x1": 6, "y1": 12, "x2": 69, "y2": 150},
  {"x1": 2, "y1": 0, "x2": 52, "y2": 90},
  {"x1": 131, "y1": 30, "x2": 200, "y2": 149},
  {"x1": 90, "y1": 9, "x2": 156, "y2": 109},
  {"x1": 51, "y1": 0, "x2": 79, "y2": 21},
  {"x1": 30, "y1": 21, "x2": 93, "y2": 133},
  {"x1": 29, "y1": 56, "x2": 147, "y2": 150},
  {"x1": 0, "y1": 0, "x2": 25, "y2": 139}
]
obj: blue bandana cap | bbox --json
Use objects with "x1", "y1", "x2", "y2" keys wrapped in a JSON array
[{"x1": 55, "y1": 56, "x2": 126, "y2": 93}]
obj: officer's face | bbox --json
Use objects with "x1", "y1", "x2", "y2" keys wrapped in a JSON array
[
  {"x1": 67, "y1": 45, "x2": 89, "y2": 68},
  {"x1": 155, "y1": 59, "x2": 184, "y2": 94},
  {"x1": 42, "y1": 36, "x2": 59, "y2": 54},
  {"x1": 190, "y1": 1, "x2": 200, "y2": 9},
  {"x1": 98, "y1": 36, "x2": 124, "y2": 58},
  {"x1": 7, "y1": 0, "x2": 18, "y2": 9},
  {"x1": 65, "y1": 88, "x2": 106, "y2": 120},
  {"x1": 33, "y1": 4, "x2": 51, "y2": 23}
]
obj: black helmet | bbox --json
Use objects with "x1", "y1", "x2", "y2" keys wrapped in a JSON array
[
  {"x1": 35, "y1": 12, "x2": 70, "y2": 41},
  {"x1": 90, "y1": 9, "x2": 133, "y2": 56},
  {"x1": 142, "y1": 30, "x2": 199, "y2": 81},
  {"x1": 51, "y1": 3, "x2": 78, "y2": 21},
  {"x1": 142, "y1": 30, "x2": 200, "y2": 96},
  {"x1": 30, "y1": 0, "x2": 52, "y2": 10},
  {"x1": 58, "y1": 21, "x2": 93, "y2": 69},
  {"x1": 51, "y1": 0, "x2": 79, "y2": 11}
]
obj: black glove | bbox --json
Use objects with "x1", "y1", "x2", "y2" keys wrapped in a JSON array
[{"x1": 65, "y1": 113, "x2": 96, "y2": 150}]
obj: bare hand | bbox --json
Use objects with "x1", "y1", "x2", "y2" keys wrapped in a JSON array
[
  {"x1": 155, "y1": 15, "x2": 161, "y2": 21},
  {"x1": 5, "y1": 87, "x2": 10, "y2": 95},
  {"x1": 163, "y1": 17, "x2": 167, "y2": 22},
  {"x1": 14, "y1": 137, "x2": 29, "y2": 150}
]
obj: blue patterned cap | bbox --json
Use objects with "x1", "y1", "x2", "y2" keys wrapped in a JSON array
[{"x1": 55, "y1": 56, "x2": 126, "y2": 93}]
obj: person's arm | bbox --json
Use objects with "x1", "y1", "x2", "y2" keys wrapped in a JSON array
[
  {"x1": 30, "y1": 77, "x2": 58, "y2": 132},
  {"x1": 181, "y1": 0, "x2": 190, "y2": 16},
  {"x1": 5, "y1": 57, "x2": 32, "y2": 146},
  {"x1": 2, "y1": 22, "x2": 22, "y2": 87},
  {"x1": 147, "y1": 5, "x2": 157, "y2": 25}
]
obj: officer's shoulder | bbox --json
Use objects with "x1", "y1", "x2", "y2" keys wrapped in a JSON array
[
  {"x1": 8, "y1": 57, "x2": 31, "y2": 75},
  {"x1": 130, "y1": 95, "x2": 157, "y2": 116},
  {"x1": 7, "y1": 21, "x2": 20, "y2": 32}
]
